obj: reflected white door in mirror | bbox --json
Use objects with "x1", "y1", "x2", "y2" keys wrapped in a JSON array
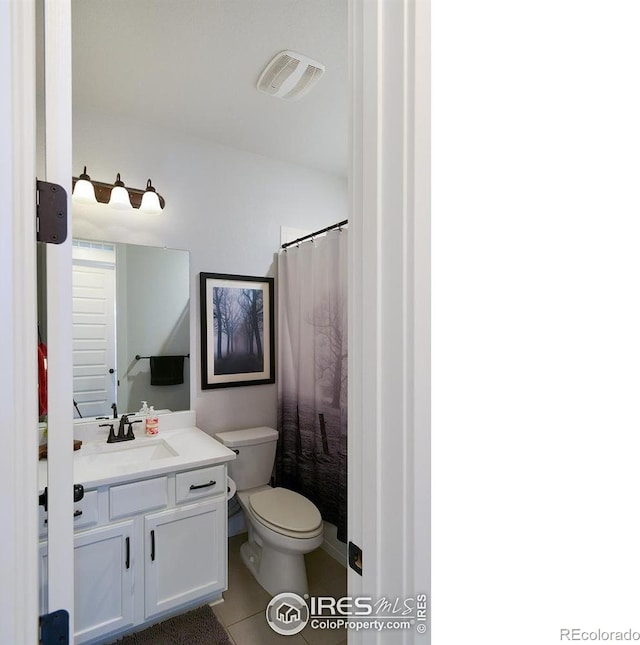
[{"x1": 72, "y1": 241, "x2": 117, "y2": 418}]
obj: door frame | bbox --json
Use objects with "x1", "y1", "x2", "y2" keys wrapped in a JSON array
[
  {"x1": 0, "y1": 1, "x2": 39, "y2": 642},
  {"x1": 42, "y1": 0, "x2": 75, "y2": 638},
  {"x1": 348, "y1": 0, "x2": 430, "y2": 642},
  {"x1": 2, "y1": 0, "x2": 75, "y2": 641}
]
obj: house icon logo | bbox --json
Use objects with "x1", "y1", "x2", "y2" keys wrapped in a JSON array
[
  {"x1": 266, "y1": 592, "x2": 309, "y2": 635},
  {"x1": 277, "y1": 602, "x2": 302, "y2": 624}
]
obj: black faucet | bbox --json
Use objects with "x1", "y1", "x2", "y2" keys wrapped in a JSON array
[
  {"x1": 111, "y1": 402, "x2": 118, "y2": 418},
  {"x1": 100, "y1": 415, "x2": 141, "y2": 443},
  {"x1": 99, "y1": 423, "x2": 117, "y2": 443},
  {"x1": 117, "y1": 414, "x2": 141, "y2": 442}
]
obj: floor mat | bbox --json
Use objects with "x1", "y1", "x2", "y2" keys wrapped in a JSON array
[{"x1": 108, "y1": 605, "x2": 232, "y2": 645}]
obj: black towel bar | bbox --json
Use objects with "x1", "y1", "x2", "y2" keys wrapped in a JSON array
[{"x1": 135, "y1": 354, "x2": 190, "y2": 360}]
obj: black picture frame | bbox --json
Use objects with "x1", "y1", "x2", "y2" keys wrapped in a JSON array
[{"x1": 199, "y1": 272, "x2": 275, "y2": 389}]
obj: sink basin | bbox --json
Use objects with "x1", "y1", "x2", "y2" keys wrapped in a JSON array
[{"x1": 74, "y1": 439, "x2": 178, "y2": 469}]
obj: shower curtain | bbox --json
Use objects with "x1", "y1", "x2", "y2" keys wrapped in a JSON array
[{"x1": 276, "y1": 229, "x2": 348, "y2": 543}]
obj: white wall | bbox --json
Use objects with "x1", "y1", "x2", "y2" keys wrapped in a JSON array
[
  {"x1": 117, "y1": 244, "x2": 190, "y2": 414},
  {"x1": 72, "y1": 109, "x2": 348, "y2": 436}
]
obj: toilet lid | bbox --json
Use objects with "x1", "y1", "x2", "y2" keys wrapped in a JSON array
[{"x1": 249, "y1": 487, "x2": 322, "y2": 533}]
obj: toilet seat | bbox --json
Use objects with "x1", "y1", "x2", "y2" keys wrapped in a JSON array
[{"x1": 249, "y1": 487, "x2": 322, "y2": 537}]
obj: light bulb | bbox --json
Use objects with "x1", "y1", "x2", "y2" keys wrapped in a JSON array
[
  {"x1": 108, "y1": 173, "x2": 132, "y2": 210},
  {"x1": 140, "y1": 179, "x2": 163, "y2": 214},
  {"x1": 72, "y1": 166, "x2": 97, "y2": 204}
]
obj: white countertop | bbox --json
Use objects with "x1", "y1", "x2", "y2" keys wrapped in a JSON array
[{"x1": 39, "y1": 412, "x2": 236, "y2": 491}]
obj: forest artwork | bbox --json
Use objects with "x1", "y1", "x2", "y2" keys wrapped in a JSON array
[{"x1": 200, "y1": 273, "x2": 275, "y2": 389}]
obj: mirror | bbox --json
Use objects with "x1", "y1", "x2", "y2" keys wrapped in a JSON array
[{"x1": 71, "y1": 239, "x2": 190, "y2": 420}]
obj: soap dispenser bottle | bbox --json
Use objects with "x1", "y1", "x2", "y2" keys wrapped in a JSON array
[
  {"x1": 145, "y1": 406, "x2": 159, "y2": 436},
  {"x1": 138, "y1": 400, "x2": 149, "y2": 416}
]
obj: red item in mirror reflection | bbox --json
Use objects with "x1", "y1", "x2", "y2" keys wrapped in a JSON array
[{"x1": 38, "y1": 341, "x2": 47, "y2": 417}]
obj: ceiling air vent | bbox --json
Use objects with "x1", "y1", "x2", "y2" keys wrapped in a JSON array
[{"x1": 257, "y1": 50, "x2": 325, "y2": 101}]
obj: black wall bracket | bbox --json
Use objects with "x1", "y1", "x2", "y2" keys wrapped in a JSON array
[{"x1": 36, "y1": 180, "x2": 68, "y2": 244}]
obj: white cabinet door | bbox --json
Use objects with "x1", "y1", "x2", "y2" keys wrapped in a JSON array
[
  {"x1": 73, "y1": 521, "x2": 135, "y2": 643},
  {"x1": 41, "y1": 522, "x2": 135, "y2": 644},
  {"x1": 144, "y1": 499, "x2": 226, "y2": 619}
]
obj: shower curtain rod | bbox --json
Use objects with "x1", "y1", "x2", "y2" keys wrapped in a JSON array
[{"x1": 281, "y1": 219, "x2": 348, "y2": 249}]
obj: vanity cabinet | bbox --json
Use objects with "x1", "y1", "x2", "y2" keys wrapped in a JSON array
[
  {"x1": 39, "y1": 463, "x2": 228, "y2": 644},
  {"x1": 144, "y1": 498, "x2": 226, "y2": 618}
]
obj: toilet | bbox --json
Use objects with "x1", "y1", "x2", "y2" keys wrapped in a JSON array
[{"x1": 214, "y1": 426, "x2": 323, "y2": 596}]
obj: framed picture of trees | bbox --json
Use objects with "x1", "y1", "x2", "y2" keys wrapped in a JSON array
[{"x1": 199, "y1": 272, "x2": 275, "y2": 389}]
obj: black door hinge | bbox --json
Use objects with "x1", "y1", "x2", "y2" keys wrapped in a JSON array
[
  {"x1": 349, "y1": 541, "x2": 363, "y2": 575},
  {"x1": 40, "y1": 609, "x2": 69, "y2": 645},
  {"x1": 36, "y1": 180, "x2": 68, "y2": 244}
]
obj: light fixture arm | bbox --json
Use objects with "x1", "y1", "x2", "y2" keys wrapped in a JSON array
[{"x1": 78, "y1": 166, "x2": 91, "y2": 182}]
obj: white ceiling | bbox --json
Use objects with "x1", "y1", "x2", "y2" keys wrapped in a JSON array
[{"x1": 72, "y1": 0, "x2": 348, "y2": 177}]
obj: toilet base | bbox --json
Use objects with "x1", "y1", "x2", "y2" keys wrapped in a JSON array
[{"x1": 240, "y1": 538, "x2": 310, "y2": 597}]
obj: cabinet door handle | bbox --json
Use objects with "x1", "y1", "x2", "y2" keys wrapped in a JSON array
[
  {"x1": 125, "y1": 537, "x2": 130, "y2": 570},
  {"x1": 189, "y1": 480, "x2": 216, "y2": 491},
  {"x1": 150, "y1": 530, "x2": 155, "y2": 561}
]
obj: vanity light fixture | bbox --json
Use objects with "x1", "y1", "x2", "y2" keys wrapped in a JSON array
[
  {"x1": 140, "y1": 179, "x2": 163, "y2": 214},
  {"x1": 108, "y1": 173, "x2": 133, "y2": 210},
  {"x1": 71, "y1": 166, "x2": 98, "y2": 204},
  {"x1": 71, "y1": 169, "x2": 166, "y2": 212}
]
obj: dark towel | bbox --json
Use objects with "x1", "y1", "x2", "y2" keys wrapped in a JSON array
[{"x1": 149, "y1": 355, "x2": 185, "y2": 386}]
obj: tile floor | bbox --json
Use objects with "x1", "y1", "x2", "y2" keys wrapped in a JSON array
[{"x1": 212, "y1": 533, "x2": 347, "y2": 645}]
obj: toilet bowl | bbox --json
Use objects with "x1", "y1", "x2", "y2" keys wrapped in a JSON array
[
  {"x1": 237, "y1": 486, "x2": 323, "y2": 595},
  {"x1": 214, "y1": 427, "x2": 324, "y2": 596}
]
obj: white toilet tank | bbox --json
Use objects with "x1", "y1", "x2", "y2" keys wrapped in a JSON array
[{"x1": 214, "y1": 427, "x2": 279, "y2": 491}]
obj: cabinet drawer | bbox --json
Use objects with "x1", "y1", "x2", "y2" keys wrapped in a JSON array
[
  {"x1": 40, "y1": 490, "x2": 99, "y2": 534},
  {"x1": 176, "y1": 465, "x2": 225, "y2": 503},
  {"x1": 110, "y1": 477, "x2": 168, "y2": 519}
]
